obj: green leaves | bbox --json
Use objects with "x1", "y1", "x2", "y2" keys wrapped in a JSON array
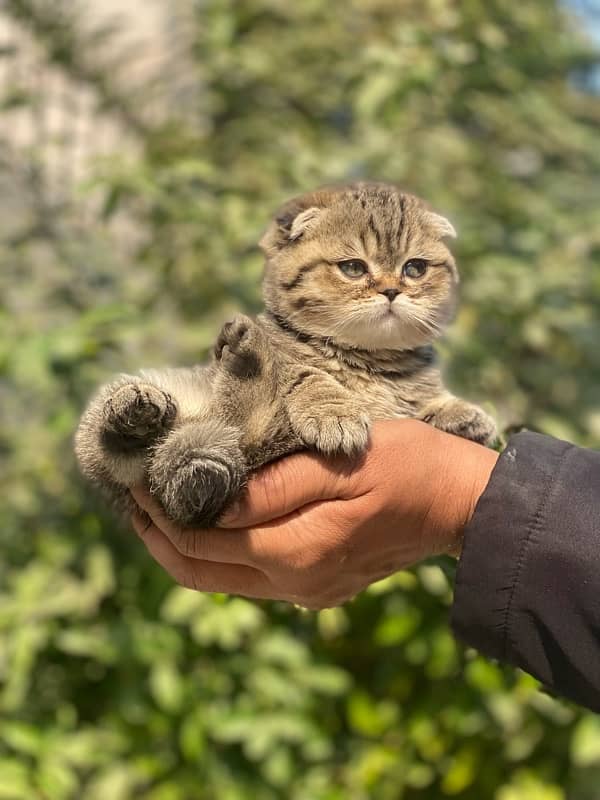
[
  {"x1": 571, "y1": 716, "x2": 600, "y2": 767},
  {"x1": 0, "y1": 0, "x2": 599, "y2": 797}
]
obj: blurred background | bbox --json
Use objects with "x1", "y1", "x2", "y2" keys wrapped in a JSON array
[{"x1": 1, "y1": 0, "x2": 600, "y2": 798}]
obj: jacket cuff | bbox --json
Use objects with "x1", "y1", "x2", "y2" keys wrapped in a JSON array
[{"x1": 450, "y1": 431, "x2": 572, "y2": 665}]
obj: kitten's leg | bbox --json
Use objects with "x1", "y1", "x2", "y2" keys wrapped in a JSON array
[
  {"x1": 419, "y1": 395, "x2": 496, "y2": 445},
  {"x1": 75, "y1": 376, "x2": 177, "y2": 491},
  {"x1": 285, "y1": 371, "x2": 370, "y2": 456},
  {"x1": 214, "y1": 314, "x2": 264, "y2": 379},
  {"x1": 148, "y1": 419, "x2": 246, "y2": 528},
  {"x1": 213, "y1": 314, "x2": 302, "y2": 466}
]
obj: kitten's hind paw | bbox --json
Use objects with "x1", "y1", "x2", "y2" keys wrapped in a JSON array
[
  {"x1": 156, "y1": 455, "x2": 243, "y2": 528},
  {"x1": 148, "y1": 420, "x2": 245, "y2": 527},
  {"x1": 214, "y1": 315, "x2": 262, "y2": 378},
  {"x1": 103, "y1": 383, "x2": 177, "y2": 452}
]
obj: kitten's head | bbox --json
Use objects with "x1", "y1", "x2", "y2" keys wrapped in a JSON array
[{"x1": 260, "y1": 182, "x2": 459, "y2": 351}]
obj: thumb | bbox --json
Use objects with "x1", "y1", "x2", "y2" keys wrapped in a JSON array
[{"x1": 219, "y1": 450, "x2": 360, "y2": 528}]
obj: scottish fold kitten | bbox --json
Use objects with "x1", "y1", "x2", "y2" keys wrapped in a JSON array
[{"x1": 75, "y1": 182, "x2": 495, "y2": 526}]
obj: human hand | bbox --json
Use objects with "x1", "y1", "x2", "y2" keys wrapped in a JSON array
[{"x1": 131, "y1": 420, "x2": 498, "y2": 609}]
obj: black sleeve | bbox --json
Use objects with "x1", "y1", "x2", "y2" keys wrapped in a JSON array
[{"x1": 451, "y1": 431, "x2": 600, "y2": 712}]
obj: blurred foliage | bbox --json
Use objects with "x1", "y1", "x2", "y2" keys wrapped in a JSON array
[{"x1": 1, "y1": 0, "x2": 600, "y2": 798}]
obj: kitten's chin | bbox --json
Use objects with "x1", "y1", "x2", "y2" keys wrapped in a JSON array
[
  {"x1": 339, "y1": 325, "x2": 428, "y2": 351},
  {"x1": 333, "y1": 308, "x2": 440, "y2": 352}
]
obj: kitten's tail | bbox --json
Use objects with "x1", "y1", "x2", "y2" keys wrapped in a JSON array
[{"x1": 148, "y1": 419, "x2": 246, "y2": 528}]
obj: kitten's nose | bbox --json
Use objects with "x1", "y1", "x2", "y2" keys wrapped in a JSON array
[{"x1": 380, "y1": 288, "x2": 400, "y2": 302}]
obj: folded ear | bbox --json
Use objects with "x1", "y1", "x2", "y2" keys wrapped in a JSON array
[
  {"x1": 288, "y1": 207, "x2": 322, "y2": 241},
  {"x1": 259, "y1": 194, "x2": 328, "y2": 254},
  {"x1": 426, "y1": 211, "x2": 457, "y2": 240}
]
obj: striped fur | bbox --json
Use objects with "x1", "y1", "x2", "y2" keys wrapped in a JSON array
[{"x1": 75, "y1": 183, "x2": 496, "y2": 528}]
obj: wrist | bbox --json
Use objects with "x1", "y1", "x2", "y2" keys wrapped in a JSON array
[{"x1": 423, "y1": 427, "x2": 499, "y2": 558}]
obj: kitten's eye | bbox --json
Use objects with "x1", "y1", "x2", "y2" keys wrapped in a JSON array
[
  {"x1": 338, "y1": 259, "x2": 368, "y2": 278},
  {"x1": 403, "y1": 259, "x2": 428, "y2": 279}
]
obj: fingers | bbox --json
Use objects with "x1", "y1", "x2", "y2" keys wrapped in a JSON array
[
  {"x1": 131, "y1": 487, "x2": 176, "y2": 535},
  {"x1": 131, "y1": 487, "x2": 262, "y2": 567},
  {"x1": 130, "y1": 484, "x2": 350, "y2": 575},
  {"x1": 132, "y1": 511, "x2": 275, "y2": 598},
  {"x1": 219, "y1": 450, "x2": 361, "y2": 528},
  {"x1": 130, "y1": 455, "x2": 363, "y2": 575}
]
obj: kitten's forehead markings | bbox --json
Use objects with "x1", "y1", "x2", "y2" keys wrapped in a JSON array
[
  {"x1": 367, "y1": 214, "x2": 383, "y2": 249},
  {"x1": 353, "y1": 190, "x2": 408, "y2": 269},
  {"x1": 359, "y1": 228, "x2": 369, "y2": 253},
  {"x1": 396, "y1": 194, "x2": 408, "y2": 245}
]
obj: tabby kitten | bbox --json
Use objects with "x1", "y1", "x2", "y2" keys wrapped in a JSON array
[{"x1": 75, "y1": 182, "x2": 496, "y2": 527}]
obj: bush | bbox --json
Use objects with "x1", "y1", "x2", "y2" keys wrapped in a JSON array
[{"x1": 1, "y1": 1, "x2": 599, "y2": 797}]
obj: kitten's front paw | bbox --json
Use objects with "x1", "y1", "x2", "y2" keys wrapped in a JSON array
[
  {"x1": 421, "y1": 398, "x2": 496, "y2": 445},
  {"x1": 293, "y1": 410, "x2": 370, "y2": 457},
  {"x1": 214, "y1": 315, "x2": 262, "y2": 378},
  {"x1": 103, "y1": 383, "x2": 177, "y2": 452}
]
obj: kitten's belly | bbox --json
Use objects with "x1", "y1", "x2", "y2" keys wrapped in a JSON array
[{"x1": 140, "y1": 366, "x2": 213, "y2": 419}]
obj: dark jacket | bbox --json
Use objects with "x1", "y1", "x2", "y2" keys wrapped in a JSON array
[{"x1": 451, "y1": 431, "x2": 600, "y2": 712}]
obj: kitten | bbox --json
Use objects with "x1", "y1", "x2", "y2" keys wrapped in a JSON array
[{"x1": 75, "y1": 182, "x2": 496, "y2": 527}]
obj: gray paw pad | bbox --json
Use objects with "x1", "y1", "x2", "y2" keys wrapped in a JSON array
[
  {"x1": 103, "y1": 383, "x2": 176, "y2": 451},
  {"x1": 214, "y1": 317, "x2": 261, "y2": 378}
]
